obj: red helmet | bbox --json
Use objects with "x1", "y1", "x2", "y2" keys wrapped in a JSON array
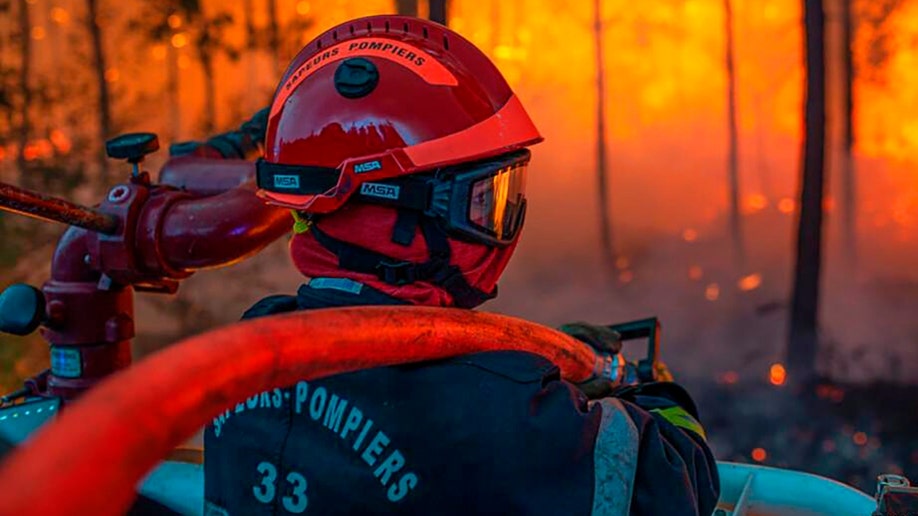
[
  {"x1": 258, "y1": 15, "x2": 541, "y2": 213},
  {"x1": 258, "y1": 16, "x2": 542, "y2": 308}
]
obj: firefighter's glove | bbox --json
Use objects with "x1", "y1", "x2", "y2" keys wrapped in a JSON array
[
  {"x1": 612, "y1": 382, "x2": 707, "y2": 441},
  {"x1": 558, "y1": 322, "x2": 622, "y2": 354},
  {"x1": 169, "y1": 107, "x2": 270, "y2": 159},
  {"x1": 559, "y1": 322, "x2": 622, "y2": 399},
  {"x1": 241, "y1": 107, "x2": 269, "y2": 145}
]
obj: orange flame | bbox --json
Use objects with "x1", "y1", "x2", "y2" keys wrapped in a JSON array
[
  {"x1": 777, "y1": 198, "x2": 796, "y2": 214},
  {"x1": 704, "y1": 283, "x2": 720, "y2": 301},
  {"x1": 737, "y1": 273, "x2": 762, "y2": 292},
  {"x1": 688, "y1": 265, "x2": 703, "y2": 281},
  {"x1": 49, "y1": 130, "x2": 72, "y2": 154},
  {"x1": 769, "y1": 363, "x2": 786, "y2": 386}
]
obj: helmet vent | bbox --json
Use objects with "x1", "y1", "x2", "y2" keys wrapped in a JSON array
[
  {"x1": 423, "y1": 27, "x2": 429, "y2": 38},
  {"x1": 403, "y1": 22, "x2": 409, "y2": 32},
  {"x1": 334, "y1": 58, "x2": 380, "y2": 99},
  {"x1": 332, "y1": 30, "x2": 338, "y2": 41},
  {"x1": 349, "y1": 24, "x2": 355, "y2": 35},
  {"x1": 443, "y1": 36, "x2": 450, "y2": 50},
  {"x1": 385, "y1": 21, "x2": 390, "y2": 32},
  {"x1": 366, "y1": 21, "x2": 372, "y2": 32}
]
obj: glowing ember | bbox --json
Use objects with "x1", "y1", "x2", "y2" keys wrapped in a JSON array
[
  {"x1": 682, "y1": 228, "x2": 698, "y2": 242},
  {"x1": 49, "y1": 130, "x2": 71, "y2": 154},
  {"x1": 853, "y1": 432, "x2": 868, "y2": 446},
  {"x1": 751, "y1": 448, "x2": 767, "y2": 462},
  {"x1": 615, "y1": 256, "x2": 630, "y2": 270},
  {"x1": 296, "y1": 1, "x2": 311, "y2": 15},
  {"x1": 823, "y1": 197, "x2": 836, "y2": 213},
  {"x1": 50, "y1": 7, "x2": 70, "y2": 25},
  {"x1": 22, "y1": 139, "x2": 54, "y2": 161},
  {"x1": 688, "y1": 265, "x2": 703, "y2": 281},
  {"x1": 167, "y1": 14, "x2": 183, "y2": 29},
  {"x1": 743, "y1": 194, "x2": 769, "y2": 214},
  {"x1": 171, "y1": 33, "x2": 189, "y2": 49},
  {"x1": 777, "y1": 198, "x2": 795, "y2": 214},
  {"x1": 737, "y1": 273, "x2": 762, "y2": 291},
  {"x1": 31, "y1": 27, "x2": 46, "y2": 41},
  {"x1": 769, "y1": 363, "x2": 786, "y2": 386},
  {"x1": 704, "y1": 283, "x2": 720, "y2": 301},
  {"x1": 822, "y1": 439, "x2": 836, "y2": 453},
  {"x1": 104, "y1": 68, "x2": 120, "y2": 83}
]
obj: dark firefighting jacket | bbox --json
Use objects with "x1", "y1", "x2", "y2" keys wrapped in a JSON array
[{"x1": 203, "y1": 278, "x2": 720, "y2": 515}]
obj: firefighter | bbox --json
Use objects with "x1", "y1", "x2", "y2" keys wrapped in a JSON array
[{"x1": 204, "y1": 15, "x2": 719, "y2": 515}]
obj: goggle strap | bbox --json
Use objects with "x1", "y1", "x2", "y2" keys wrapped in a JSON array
[
  {"x1": 309, "y1": 221, "x2": 495, "y2": 308},
  {"x1": 392, "y1": 209, "x2": 419, "y2": 247},
  {"x1": 311, "y1": 223, "x2": 400, "y2": 277}
]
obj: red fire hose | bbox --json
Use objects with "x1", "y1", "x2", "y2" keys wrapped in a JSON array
[{"x1": 0, "y1": 306, "x2": 601, "y2": 515}]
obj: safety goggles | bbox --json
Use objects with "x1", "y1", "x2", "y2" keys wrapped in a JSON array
[
  {"x1": 255, "y1": 95, "x2": 541, "y2": 214},
  {"x1": 349, "y1": 150, "x2": 530, "y2": 246}
]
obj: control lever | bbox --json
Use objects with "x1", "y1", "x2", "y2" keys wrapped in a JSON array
[
  {"x1": 105, "y1": 133, "x2": 160, "y2": 179},
  {"x1": 0, "y1": 284, "x2": 45, "y2": 336},
  {"x1": 607, "y1": 317, "x2": 661, "y2": 383}
]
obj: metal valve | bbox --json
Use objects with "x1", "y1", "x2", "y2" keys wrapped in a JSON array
[{"x1": 105, "y1": 133, "x2": 160, "y2": 178}]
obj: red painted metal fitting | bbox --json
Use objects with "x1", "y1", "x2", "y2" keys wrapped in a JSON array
[
  {"x1": 158, "y1": 156, "x2": 256, "y2": 197},
  {"x1": 36, "y1": 158, "x2": 290, "y2": 401},
  {"x1": 42, "y1": 228, "x2": 136, "y2": 400}
]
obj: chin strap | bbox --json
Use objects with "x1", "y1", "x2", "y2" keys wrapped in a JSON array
[{"x1": 309, "y1": 218, "x2": 496, "y2": 309}]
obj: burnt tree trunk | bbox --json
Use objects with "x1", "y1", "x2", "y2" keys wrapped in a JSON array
[
  {"x1": 841, "y1": 0, "x2": 857, "y2": 265},
  {"x1": 395, "y1": 0, "x2": 418, "y2": 17},
  {"x1": 788, "y1": 0, "x2": 827, "y2": 383},
  {"x1": 429, "y1": 0, "x2": 448, "y2": 25},
  {"x1": 242, "y1": 0, "x2": 257, "y2": 110},
  {"x1": 16, "y1": 0, "x2": 31, "y2": 178},
  {"x1": 267, "y1": 0, "x2": 280, "y2": 74},
  {"x1": 724, "y1": 0, "x2": 744, "y2": 265},
  {"x1": 594, "y1": 0, "x2": 615, "y2": 272},
  {"x1": 199, "y1": 46, "x2": 216, "y2": 134},
  {"x1": 86, "y1": 0, "x2": 112, "y2": 183},
  {"x1": 166, "y1": 41, "x2": 180, "y2": 140}
]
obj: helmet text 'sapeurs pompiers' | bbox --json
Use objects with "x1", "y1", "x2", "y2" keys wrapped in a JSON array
[
  {"x1": 256, "y1": 15, "x2": 542, "y2": 246},
  {"x1": 257, "y1": 15, "x2": 542, "y2": 308}
]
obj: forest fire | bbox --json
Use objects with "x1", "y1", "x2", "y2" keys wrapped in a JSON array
[{"x1": 0, "y1": 0, "x2": 916, "y2": 509}]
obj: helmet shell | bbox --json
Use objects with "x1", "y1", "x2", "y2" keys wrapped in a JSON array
[{"x1": 262, "y1": 15, "x2": 541, "y2": 211}]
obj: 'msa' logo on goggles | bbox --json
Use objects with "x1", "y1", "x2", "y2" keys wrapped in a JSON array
[
  {"x1": 360, "y1": 182, "x2": 400, "y2": 200},
  {"x1": 354, "y1": 160, "x2": 382, "y2": 174},
  {"x1": 273, "y1": 175, "x2": 301, "y2": 189}
]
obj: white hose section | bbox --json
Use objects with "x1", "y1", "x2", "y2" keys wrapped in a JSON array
[
  {"x1": 139, "y1": 460, "x2": 878, "y2": 516},
  {"x1": 715, "y1": 462, "x2": 876, "y2": 516}
]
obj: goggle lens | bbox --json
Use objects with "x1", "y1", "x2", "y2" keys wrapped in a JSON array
[{"x1": 468, "y1": 163, "x2": 527, "y2": 241}]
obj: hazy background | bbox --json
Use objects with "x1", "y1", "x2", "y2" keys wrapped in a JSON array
[{"x1": 1, "y1": 0, "x2": 916, "y2": 489}]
